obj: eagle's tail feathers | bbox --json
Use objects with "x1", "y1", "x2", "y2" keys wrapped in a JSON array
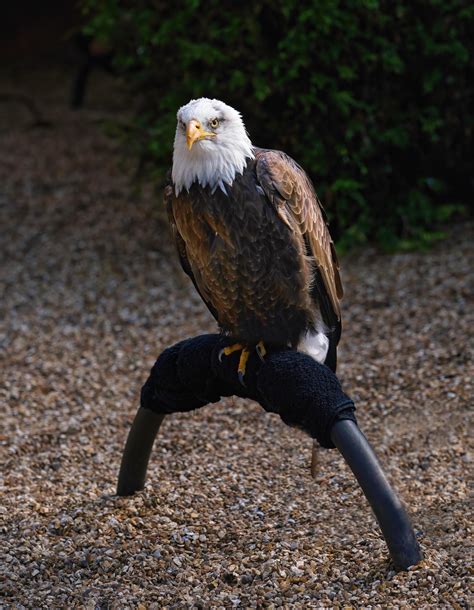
[{"x1": 297, "y1": 329, "x2": 329, "y2": 364}]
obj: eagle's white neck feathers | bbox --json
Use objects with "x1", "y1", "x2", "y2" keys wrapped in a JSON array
[{"x1": 172, "y1": 98, "x2": 254, "y2": 196}]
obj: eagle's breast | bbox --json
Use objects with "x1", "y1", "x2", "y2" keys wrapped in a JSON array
[{"x1": 171, "y1": 160, "x2": 315, "y2": 346}]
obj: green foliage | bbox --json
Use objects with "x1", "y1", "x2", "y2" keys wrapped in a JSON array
[{"x1": 82, "y1": 0, "x2": 472, "y2": 249}]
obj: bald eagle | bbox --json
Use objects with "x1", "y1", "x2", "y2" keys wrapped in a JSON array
[{"x1": 165, "y1": 98, "x2": 343, "y2": 383}]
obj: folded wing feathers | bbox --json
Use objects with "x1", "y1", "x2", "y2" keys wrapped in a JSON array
[{"x1": 256, "y1": 150, "x2": 343, "y2": 320}]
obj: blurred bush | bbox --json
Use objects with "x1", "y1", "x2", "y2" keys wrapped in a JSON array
[{"x1": 81, "y1": 0, "x2": 472, "y2": 250}]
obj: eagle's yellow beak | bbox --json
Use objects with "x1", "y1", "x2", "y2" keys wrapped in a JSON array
[{"x1": 186, "y1": 119, "x2": 215, "y2": 150}]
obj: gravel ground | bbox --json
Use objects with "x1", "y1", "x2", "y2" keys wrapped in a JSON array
[{"x1": 1, "y1": 64, "x2": 472, "y2": 608}]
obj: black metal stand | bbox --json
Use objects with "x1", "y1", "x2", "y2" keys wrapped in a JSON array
[
  {"x1": 117, "y1": 407, "x2": 422, "y2": 570},
  {"x1": 330, "y1": 419, "x2": 422, "y2": 570},
  {"x1": 117, "y1": 409, "x2": 166, "y2": 496}
]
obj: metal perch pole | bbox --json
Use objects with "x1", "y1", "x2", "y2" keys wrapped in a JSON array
[
  {"x1": 330, "y1": 419, "x2": 422, "y2": 570},
  {"x1": 117, "y1": 409, "x2": 165, "y2": 497},
  {"x1": 117, "y1": 407, "x2": 422, "y2": 571}
]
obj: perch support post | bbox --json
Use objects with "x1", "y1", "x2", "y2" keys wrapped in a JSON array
[
  {"x1": 116, "y1": 409, "x2": 165, "y2": 496},
  {"x1": 116, "y1": 335, "x2": 422, "y2": 570},
  {"x1": 330, "y1": 419, "x2": 422, "y2": 570}
]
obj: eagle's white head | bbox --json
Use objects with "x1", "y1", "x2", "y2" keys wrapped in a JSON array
[{"x1": 172, "y1": 98, "x2": 254, "y2": 195}]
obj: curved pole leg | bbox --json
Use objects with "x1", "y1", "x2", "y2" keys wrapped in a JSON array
[
  {"x1": 115, "y1": 404, "x2": 422, "y2": 569},
  {"x1": 116, "y1": 408, "x2": 166, "y2": 496},
  {"x1": 331, "y1": 419, "x2": 423, "y2": 570}
]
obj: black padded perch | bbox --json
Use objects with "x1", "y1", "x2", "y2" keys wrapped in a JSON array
[{"x1": 117, "y1": 334, "x2": 422, "y2": 571}]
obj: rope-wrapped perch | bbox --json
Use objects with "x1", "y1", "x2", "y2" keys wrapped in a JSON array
[{"x1": 117, "y1": 334, "x2": 422, "y2": 570}]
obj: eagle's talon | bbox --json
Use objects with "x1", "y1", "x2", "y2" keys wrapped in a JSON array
[
  {"x1": 219, "y1": 342, "x2": 244, "y2": 363},
  {"x1": 219, "y1": 342, "x2": 260, "y2": 386},
  {"x1": 237, "y1": 348, "x2": 250, "y2": 386}
]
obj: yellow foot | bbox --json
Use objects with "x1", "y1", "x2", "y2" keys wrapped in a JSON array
[
  {"x1": 238, "y1": 348, "x2": 250, "y2": 386},
  {"x1": 223, "y1": 343, "x2": 243, "y2": 357},
  {"x1": 218, "y1": 342, "x2": 243, "y2": 363},
  {"x1": 218, "y1": 341, "x2": 266, "y2": 387}
]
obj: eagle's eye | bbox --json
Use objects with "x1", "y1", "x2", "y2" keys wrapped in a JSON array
[
  {"x1": 209, "y1": 118, "x2": 219, "y2": 129},
  {"x1": 179, "y1": 120, "x2": 186, "y2": 130}
]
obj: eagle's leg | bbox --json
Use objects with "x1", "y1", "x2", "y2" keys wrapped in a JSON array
[{"x1": 237, "y1": 348, "x2": 251, "y2": 386}]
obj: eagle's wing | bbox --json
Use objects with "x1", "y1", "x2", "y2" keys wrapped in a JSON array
[
  {"x1": 255, "y1": 149, "x2": 343, "y2": 322},
  {"x1": 164, "y1": 182, "x2": 220, "y2": 323}
]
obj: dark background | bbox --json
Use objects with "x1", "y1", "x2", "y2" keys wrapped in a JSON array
[{"x1": 1, "y1": 0, "x2": 473, "y2": 249}]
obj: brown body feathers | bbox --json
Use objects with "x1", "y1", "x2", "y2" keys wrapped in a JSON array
[{"x1": 165, "y1": 148, "x2": 342, "y2": 367}]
